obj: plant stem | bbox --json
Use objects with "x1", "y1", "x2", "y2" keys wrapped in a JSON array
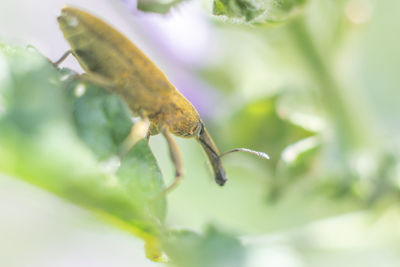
[{"x1": 288, "y1": 16, "x2": 364, "y2": 151}]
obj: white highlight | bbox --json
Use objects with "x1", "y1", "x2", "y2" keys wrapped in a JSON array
[
  {"x1": 60, "y1": 74, "x2": 70, "y2": 81},
  {"x1": 61, "y1": 11, "x2": 79, "y2": 28},
  {"x1": 132, "y1": 118, "x2": 150, "y2": 140},
  {"x1": 100, "y1": 156, "x2": 121, "y2": 175},
  {"x1": 74, "y1": 84, "x2": 86, "y2": 97},
  {"x1": 349, "y1": 150, "x2": 377, "y2": 180},
  {"x1": 288, "y1": 113, "x2": 326, "y2": 132},
  {"x1": 345, "y1": 0, "x2": 373, "y2": 24},
  {"x1": 281, "y1": 136, "x2": 319, "y2": 163},
  {"x1": 120, "y1": 118, "x2": 150, "y2": 155}
]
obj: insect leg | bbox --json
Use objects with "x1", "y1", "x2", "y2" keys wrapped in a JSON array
[
  {"x1": 120, "y1": 117, "x2": 150, "y2": 156},
  {"x1": 160, "y1": 126, "x2": 184, "y2": 193},
  {"x1": 53, "y1": 50, "x2": 72, "y2": 67},
  {"x1": 146, "y1": 132, "x2": 151, "y2": 144},
  {"x1": 78, "y1": 73, "x2": 116, "y2": 91}
]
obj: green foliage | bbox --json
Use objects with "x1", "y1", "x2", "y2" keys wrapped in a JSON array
[
  {"x1": 213, "y1": 0, "x2": 307, "y2": 23},
  {"x1": 64, "y1": 77, "x2": 134, "y2": 160},
  {"x1": 137, "y1": 0, "x2": 186, "y2": 14},
  {"x1": 205, "y1": 0, "x2": 400, "y2": 209},
  {"x1": 165, "y1": 227, "x2": 245, "y2": 267},
  {"x1": 220, "y1": 96, "x2": 315, "y2": 166},
  {"x1": 213, "y1": 0, "x2": 263, "y2": 21},
  {"x1": 0, "y1": 44, "x2": 165, "y2": 257}
]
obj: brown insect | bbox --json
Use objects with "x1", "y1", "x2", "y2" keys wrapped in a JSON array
[{"x1": 56, "y1": 7, "x2": 268, "y2": 192}]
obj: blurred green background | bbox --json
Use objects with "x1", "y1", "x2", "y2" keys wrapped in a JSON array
[{"x1": 1, "y1": 0, "x2": 400, "y2": 266}]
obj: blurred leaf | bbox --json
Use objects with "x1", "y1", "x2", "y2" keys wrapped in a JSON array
[
  {"x1": 213, "y1": 0, "x2": 308, "y2": 23},
  {"x1": 137, "y1": 0, "x2": 186, "y2": 14},
  {"x1": 64, "y1": 76, "x2": 133, "y2": 160},
  {"x1": 279, "y1": 136, "x2": 321, "y2": 176},
  {"x1": 213, "y1": 0, "x2": 263, "y2": 21},
  {"x1": 0, "y1": 44, "x2": 166, "y2": 260},
  {"x1": 63, "y1": 72, "x2": 167, "y2": 220},
  {"x1": 165, "y1": 226, "x2": 245, "y2": 267},
  {"x1": 219, "y1": 95, "x2": 315, "y2": 166},
  {"x1": 117, "y1": 140, "x2": 167, "y2": 221},
  {"x1": 266, "y1": 0, "x2": 308, "y2": 22},
  {"x1": 0, "y1": 45, "x2": 66, "y2": 133}
]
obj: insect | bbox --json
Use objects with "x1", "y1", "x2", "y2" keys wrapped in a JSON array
[{"x1": 56, "y1": 7, "x2": 268, "y2": 192}]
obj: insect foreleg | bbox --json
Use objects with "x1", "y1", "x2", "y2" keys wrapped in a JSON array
[
  {"x1": 77, "y1": 73, "x2": 116, "y2": 92},
  {"x1": 53, "y1": 50, "x2": 72, "y2": 67},
  {"x1": 53, "y1": 51, "x2": 116, "y2": 91},
  {"x1": 161, "y1": 126, "x2": 184, "y2": 193},
  {"x1": 120, "y1": 117, "x2": 150, "y2": 156}
]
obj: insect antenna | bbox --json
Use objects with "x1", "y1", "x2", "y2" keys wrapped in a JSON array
[{"x1": 219, "y1": 148, "x2": 270, "y2": 160}]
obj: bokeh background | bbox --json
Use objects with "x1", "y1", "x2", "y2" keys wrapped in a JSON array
[{"x1": 1, "y1": 0, "x2": 400, "y2": 266}]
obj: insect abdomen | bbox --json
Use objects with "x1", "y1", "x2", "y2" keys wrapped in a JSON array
[
  {"x1": 58, "y1": 7, "x2": 176, "y2": 94},
  {"x1": 58, "y1": 8, "x2": 129, "y2": 80}
]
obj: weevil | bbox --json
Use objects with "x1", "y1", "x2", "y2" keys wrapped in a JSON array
[{"x1": 56, "y1": 7, "x2": 268, "y2": 192}]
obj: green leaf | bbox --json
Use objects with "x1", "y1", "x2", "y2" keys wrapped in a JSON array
[
  {"x1": 117, "y1": 140, "x2": 167, "y2": 221},
  {"x1": 62, "y1": 70, "x2": 167, "y2": 221},
  {"x1": 165, "y1": 226, "x2": 245, "y2": 267},
  {"x1": 213, "y1": 0, "x2": 263, "y2": 21},
  {"x1": 137, "y1": 0, "x2": 186, "y2": 14},
  {"x1": 218, "y1": 95, "x2": 315, "y2": 167},
  {"x1": 213, "y1": 0, "x2": 308, "y2": 23},
  {"x1": 0, "y1": 45, "x2": 67, "y2": 133},
  {"x1": 0, "y1": 44, "x2": 166, "y2": 260},
  {"x1": 64, "y1": 75, "x2": 134, "y2": 160}
]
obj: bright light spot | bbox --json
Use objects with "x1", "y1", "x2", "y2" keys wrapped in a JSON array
[
  {"x1": 100, "y1": 156, "x2": 121, "y2": 176},
  {"x1": 277, "y1": 105, "x2": 325, "y2": 132},
  {"x1": 60, "y1": 74, "x2": 71, "y2": 81},
  {"x1": 130, "y1": 117, "x2": 150, "y2": 138},
  {"x1": 346, "y1": 0, "x2": 373, "y2": 24},
  {"x1": 66, "y1": 15, "x2": 79, "y2": 27},
  {"x1": 281, "y1": 136, "x2": 319, "y2": 163},
  {"x1": 132, "y1": 118, "x2": 150, "y2": 140},
  {"x1": 121, "y1": 118, "x2": 150, "y2": 155},
  {"x1": 349, "y1": 150, "x2": 377, "y2": 179},
  {"x1": 289, "y1": 112, "x2": 326, "y2": 132},
  {"x1": 74, "y1": 84, "x2": 86, "y2": 97},
  {"x1": 131, "y1": 116, "x2": 142, "y2": 124},
  {"x1": 246, "y1": 245, "x2": 303, "y2": 267}
]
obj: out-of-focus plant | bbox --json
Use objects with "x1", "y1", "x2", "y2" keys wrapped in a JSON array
[
  {"x1": 213, "y1": 0, "x2": 308, "y2": 22},
  {"x1": 137, "y1": 0, "x2": 188, "y2": 14},
  {"x1": 203, "y1": 0, "x2": 400, "y2": 208}
]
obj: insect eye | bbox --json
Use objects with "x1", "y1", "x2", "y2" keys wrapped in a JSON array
[{"x1": 194, "y1": 122, "x2": 203, "y2": 137}]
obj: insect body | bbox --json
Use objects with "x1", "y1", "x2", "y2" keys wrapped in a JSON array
[{"x1": 57, "y1": 7, "x2": 268, "y2": 192}]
